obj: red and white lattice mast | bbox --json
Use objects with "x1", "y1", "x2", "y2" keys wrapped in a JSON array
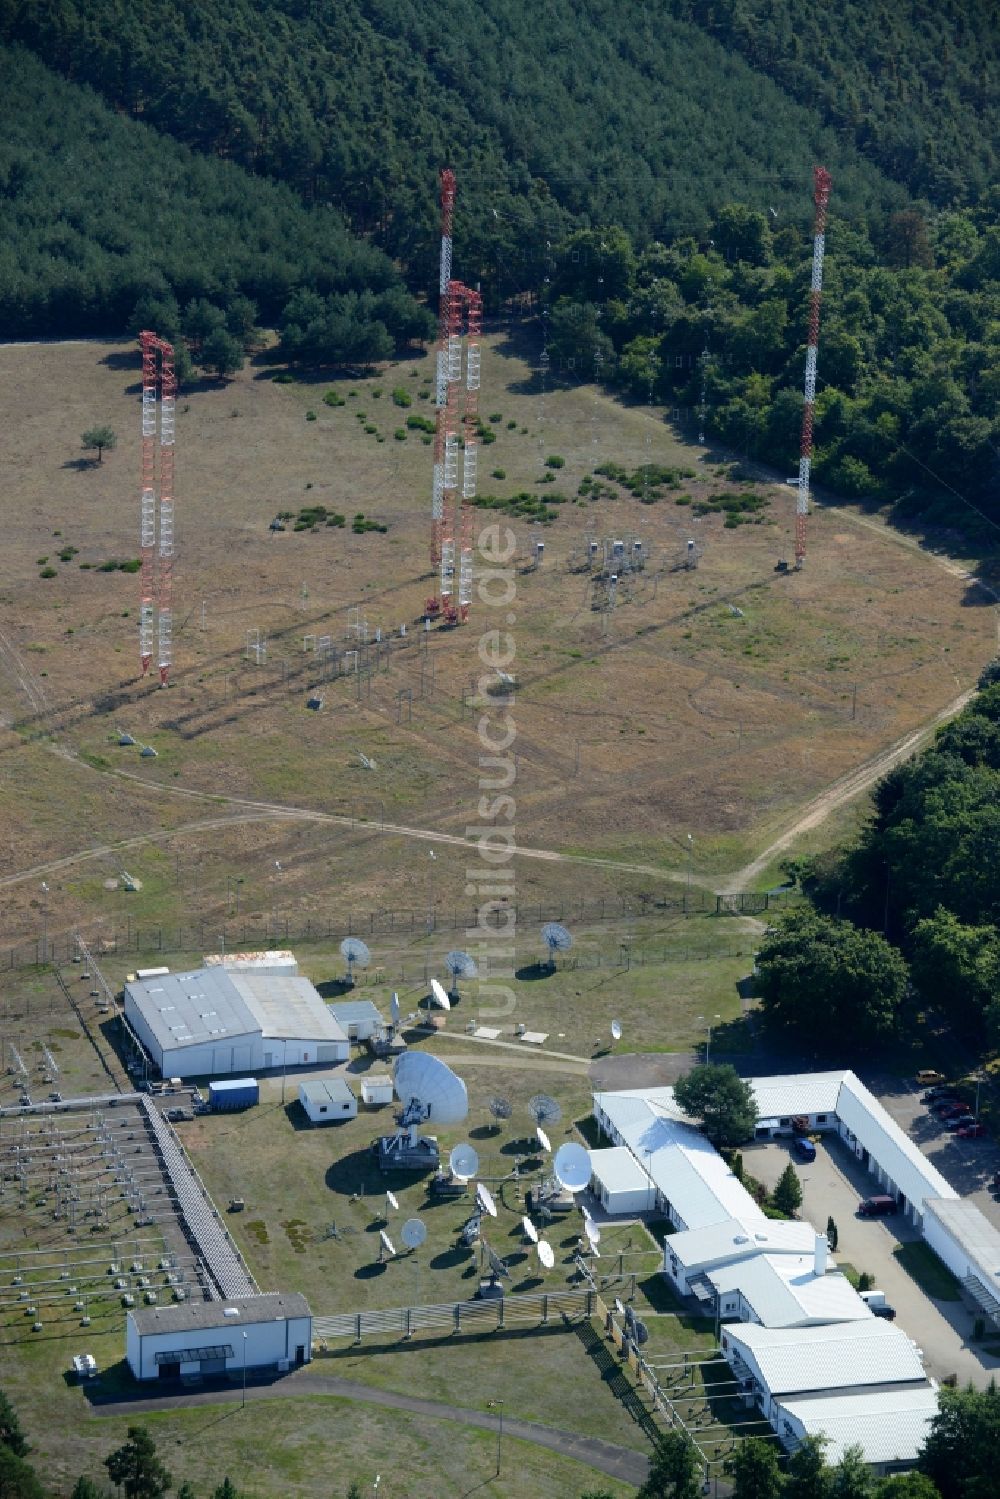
[
  {"x1": 430, "y1": 169, "x2": 456, "y2": 572},
  {"x1": 795, "y1": 166, "x2": 832, "y2": 570},
  {"x1": 138, "y1": 331, "x2": 177, "y2": 684},
  {"x1": 457, "y1": 285, "x2": 482, "y2": 622}
]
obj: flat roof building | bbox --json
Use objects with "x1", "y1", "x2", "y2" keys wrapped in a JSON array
[
  {"x1": 124, "y1": 967, "x2": 348, "y2": 1079},
  {"x1": 589, "y1": 1146, "x2": 655, "y2": 1216},
  {"x1": 775, "y1": 1387, "x2": 939, "y2": 1468},
  {"x1": 126, "y1": 1292, "x2": 312, "y2": 1381},
  {"x1": 299, "y1": 1078, "x2": 357, "y2": 1124}
]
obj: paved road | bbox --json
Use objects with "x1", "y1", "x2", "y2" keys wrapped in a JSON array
[{"x1": 92, "y1": 1368, "x2": 651, "y2": 1487}]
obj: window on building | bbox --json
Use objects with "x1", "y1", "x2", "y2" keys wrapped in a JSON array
[{"x1": 816, "y1": 1114, "x2": 827, "y2": 1123}]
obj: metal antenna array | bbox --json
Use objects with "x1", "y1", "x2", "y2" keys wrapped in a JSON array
[
  {"x1": 795, "y1": 166, "x2": 833, "y2": 569},
  {"x1": 138, "y1": 331, "x2": 176, "y2": 685}
]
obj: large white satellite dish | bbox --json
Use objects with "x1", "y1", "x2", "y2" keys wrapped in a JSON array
[
  {"x1": 379, "y1": 1230, "x2": 396, "y2": 1257},
  {"x1": 449, "y1": 1143, "x2": 480, "y2": 1182},
  {"x1": 537, "y1": 1241, "x2": 555, "y2": 1269},
  {"x1": 390, "y1": 992, "x2": 401, "y2": 1025},
  {"x1": 476, "y1": 1182, "x2": 498, "y2": 1218},
  {"x1": 401, "y1": 1218, "x2": 427, "y2": 1250},
  {"x1": 429, "y1": 978, "x2": 451, "y2": 1011},
  {"x1": 522, "y1": 1216, "x2": 538, "y2": 1244},
  {"x1": 393, "y1": 1052, "x2": 468, "y2": 1123},
  {"x1": 553, "y1": 1142, "x2": 590, "y2": 1194},
  {"x1": 611, "y1": 1019, "x2": 623, "y2": 1042}
]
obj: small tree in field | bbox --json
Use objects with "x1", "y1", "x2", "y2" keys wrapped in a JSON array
[
  {"x1": 772, "y1": 1161, "x2": 803, "y2": 1217},
  {"x1": 82, "y1": 426, "x2": 117, "y2": 463},
  {"x1": 104, "y1": 1427, "x2": 171, "y2": 1499}
]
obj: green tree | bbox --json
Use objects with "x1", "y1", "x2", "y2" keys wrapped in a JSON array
[
  {"x1": 0, "y1": 1393, "x2": 28, "y2": 1459},
  {"x1": 755, "y1": 909, "x2": 909, "y2": 1053},
  {"x1": 877, "y1": 1476, "x2": 940, "y2": 1499},
  {"x1": 211, "y1": 1481, "x2": 241, "y2": 1499},
  {"x1": 772, "y1": 1162, "x2": 803, "y2": 1217},
  {"x1": 72, "y1": 1480, "x2": 113, "y2": 1499},
  {"x1": 785, "y1": 1434, "x2": 831, "y2": 1499},
  {"x1": 0, "y1": 1447, "x2": 44, "y2": 1499},
  {"x1": 726, "y1": 1435, "x2": 784, "y2": 1499},
  {"x1": 176, "y1": 1485, "x2": 197, "y2": 1499},
  {"x1": 909, "y1": 908, "x2": 1000, "y2": 1041},
  {"x1": 104, "y1": 1427, "x2": 172, "y2": 1499},
  {"x1": 81, "y1": 426, "x2": 117, "y2": 463},
  {"x1": 919, "y1": 1381, "x2": 1000, "y2": 1499},
  {"x1": 826, "y1": 1216, "x2": 839, "y2": 1252},
  {"x1": 638, "y1": 1430, "x2": 702, "y2": 1499},
  {"x1": 674, "y1": 1064, "x2": 757, "y2": 1147},
  {"x1": 831, "y1": 1446, "x2": 874, "y2": 1499},
  {"x1": 199, "y1": 327, "x2": 245, "y2": 379}
]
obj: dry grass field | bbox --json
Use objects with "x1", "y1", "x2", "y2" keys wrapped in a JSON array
[{"x1": 0, "y1": 333, "x2": 992, "y2": 950}]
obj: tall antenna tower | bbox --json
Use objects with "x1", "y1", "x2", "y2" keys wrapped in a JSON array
[
  {"x1": 138, "y1": 331, "x2": 177, "y2": 684},
  {"x1": 430, "y1": 169, "x2": 456, "y2": 570},
  {"x1": 795, "y1": 166, "x2": 832, "y2": 570},
  {"x1": 458, "y1": 285, "x2": 482, "y2": 623}
]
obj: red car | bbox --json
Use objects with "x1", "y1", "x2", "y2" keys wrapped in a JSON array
[
  {"x1": 936, "y1": 1101, "x2": 968, "y2": 1118},
  {"x1": 956, "y1": 1123, "x2": 986, "y2": 1139}
]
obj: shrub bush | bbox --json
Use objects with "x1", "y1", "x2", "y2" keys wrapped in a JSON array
[
  {"x1": 305, "y1": 410, "x2": 317, "y2": 421},
  {"x1": 545, "y1": 454, "x2": 565, "y2": 468},
  {"x1": 39, "y1": 566, "x2": 57, "y2": 579},
  {"x1": 492, "y1": 468, "x2": 506, "y2": 480},
  {"x1": 393, "y1": 428, "x2": 407, "y2": 440},
  {"x1": 391, "y1": 387, "x2": 412, "y2": 407}
]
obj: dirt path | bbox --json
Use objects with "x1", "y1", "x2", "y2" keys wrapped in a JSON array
[{"x1": 720, "y1": 685, "x2": 976, "y2": 892}]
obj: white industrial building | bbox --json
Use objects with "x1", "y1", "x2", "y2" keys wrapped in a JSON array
[
  {"x1": 921, "y1": 1197, "x2": 1000, "y2": 1326},
  {"x1": 589, "y1": 1146, "x2": 655, "y2": 1215},
  {"x1": 203, "y1": 950, "x2": 299, "y2": 976},
  {"x1": 361, "y1": 1074, "x2": 394, "y2": 1106},
  {"x1": 124, "y1": 967, "x2": 348, "y2": 1079},
  {"x1": 329, "y1": 999, "x2": 384, "y2": 1042},
  {"x1": 593, "y1": 1072, "x2": 946, "y2": 1468},
  {"x1": 299, "y1": 1077, "x2": 357, "y2": 1123},
  {"x1": 126, "y1": 1292, "x2": 312, "y2": 1381}
]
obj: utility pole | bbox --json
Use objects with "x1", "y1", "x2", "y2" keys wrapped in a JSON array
[{"x1": 487, "y1": 1399, "x2": 504, "y2": 1476}]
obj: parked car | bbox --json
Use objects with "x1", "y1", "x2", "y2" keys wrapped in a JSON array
[
  {"x1": 793, "y1": 1137, "x2": 817, "y2": 1163},
  {"x1": 922, "y1": 1086, "x2": 956, "y2": 1103},
  {"x1": 957, "y1": 1123, "x2": 986, "y2": 1139},
  {"x1": 858, "y1": 1195, "x2": 898, "y2": 1217},
  {"x1": 947, "y1": 1115, "x2": 976, "y2": 1131},
  {"x1": 165, "y1": 1107, "x2": 193, "y2": 1122},
  {"x1": 916, "y1": 1070, "x2": 947, "y2": 1087},
  {"x1": 935, "y1": 1100, "x2": 968, "y2": 1118},
  {"x1": 871, "y1": 1302, "x2": 897, "y2": 1320}
]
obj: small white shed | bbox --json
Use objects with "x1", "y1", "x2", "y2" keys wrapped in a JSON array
[
  {"x1": 329, "y1": 1000, "x2": 384, "y2": 1042},
  {"x1": 361, "y1": 1074, "x2": 394, "y2": 1106},
  {"x1": 299, "y1": 1078, "x2": 357, "y2": 1123},
  {"x1": 589, "y1": 1146, "x2": 655, "y2": 1215}
]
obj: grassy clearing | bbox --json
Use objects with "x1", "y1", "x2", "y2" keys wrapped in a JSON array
[{"x1": 892, "y1": 1241, "x2": 963, "y2": 1301}]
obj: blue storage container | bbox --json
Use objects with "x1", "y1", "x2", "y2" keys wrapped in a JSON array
[{"x1": 208, "y1": 1078, "x2": 259, "y2": 1111}]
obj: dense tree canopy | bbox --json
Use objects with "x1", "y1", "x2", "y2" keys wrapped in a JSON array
[
  {"x1": 919, "y1": 1382, "x2": 1000, "y2": 1499},
  {"x1": 674, "y1": 1064, "x2": 757, "y2": 1146}
]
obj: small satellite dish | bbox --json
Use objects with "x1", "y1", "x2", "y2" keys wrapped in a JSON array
[
  {"x1": 611, "y1": 1019, "x2": 623, "y2": 1042},
  {"x1": 445, "y1": 950, "x2": 478, "y2": 983},
  {"x1": 390, "y1": 992, "x2": 401, "y2": 1025},
  {"x1": 401, "y1": 1218, "x2": 427, "y2": 1250},
  {"x1": 393, "y1": 1053, "x2": 469, "y2": 1124},
  {"x1": 379, "y1": 1230, "x2": 396, "y2": 1257},
  {"x1": 553, "y1": 1142, "x2": 590, "y2": 1194},
  {"x1": 340, "y1": 937, "x2": 371, "y2": 983},
  {"x1": 429, "y1": 978, "x2": 451, "y2": 1011},
  {"x1": 541, "y1": 922, "x2": 573, "y2": 967},
  {"x1": 529, "y1": 1094, "x2": 562, "y2": 1127},
  {"x1": 537, "y1": 1241, "x2": 555, "y2": 1269},
  {"x1": 536, "y1": 1126, "x2": 552, "y2": 1153},
  {"x1": 614, "y1": 1298, "x2": 625, "y2": 1316},
  {"x1": 449, "y1": 1143, "x2": 480, "y2": 1182},
  {"x1": 488, "y1": 1096, "x2": 512, "y2": 1124},
  {"x1": 522, "y1": 1216, "x2": 538, "y2": 1243},
  {"x1": 476, "y1": 1182, "x2": 498, "y2": 1218},
  {"x1": 117, "y1": 731, "x2": 135, "y2": 747},
  {"x1": 585, "y1": 1218, "x2": 602, "y2": 1247},
  {"x1": 386, "y1": 1190, "x2": 399, "y2": 1212}
]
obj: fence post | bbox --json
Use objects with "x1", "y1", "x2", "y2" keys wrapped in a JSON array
[
  {"x1": 541, "y1": 1294, "x2": 548, "y2": 1325},
  {"x1": 497, "y1": 1299, "x2": 504, "y2": 1330},
  {"x1": 354, "y1": 1313, "x2": 362, "y2": 1345},
  {"x1": 454, "y1": 1304, "x2": 461, "y2": 1334}
]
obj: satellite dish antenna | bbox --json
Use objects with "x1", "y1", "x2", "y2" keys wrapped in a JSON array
[
  {"x1": 429, "y1": 978, "x2": 451, "y2": 1011},
  {"x1": 444, "y1": 950, "x2": 478, "y2": 996},
  {"x1": 614, "y1": 1298, "x2": 625, "y2": 1316},
  {"x1": 401, "y1": 1218, "x2": 427, "y2": 1251},
  {"x1": 528, "y1": 1094, "x2": 562, "y2": 1127},
  {"x1": 522, "y1": 1216, "x2": 538, "y2": 1243},
  {"x1": 390, "y1": 992, "x2": 401, "y2": 1026},
  {"x1": 536, "y1": 1126, "x2": 552, "y2": 1153},
  {"x1": 585, "y1": 1218, "x2": 602, "y2": 1247},
  {"x1": 540, "y1": 922, "x2": 573, "y2": 969},
  {"x1": 449, "y1": 1143, "x2": 480, "y2": 1182},
  {"x1": 393, "y1": 1053, "x2": 468, "y2": 1124},
  {"x1": 476, "y1": 1182, "x2": 498, "y2": 1218},
  {"x1": 611, "y1": 1019, "x2": 623, "y2": 1042},
  {"x1": 537, "y1": 1241, "x2": 555, "y2": 1270},
  {"x1": 340, "y1": 937, "x2": 371, "y2": 984},
  {"x1": 488, "y1": 1096, "x2": 512, "y2": 1128},
  {"x1": 379, "y1": 1230, "x2": 396, "y2": 1258},
  {"x1": 553, "y1": 1142, "x2": 590, "y2": 1194},
  {"x1": 385, "y1": 1190, "x2": 399, "y2": 1213}
]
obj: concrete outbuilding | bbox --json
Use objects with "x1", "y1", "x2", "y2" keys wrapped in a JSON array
[
  {"x1": 126, "y1": 1292, "x2": 312, "y2": 1381},
  {"x1": 922, "y1": 1197, "x2": 1000, "y2": 1325},
  {"x1": 589, "y1": 1146, "x2": 655, "y2": 1216},
  {"x1": 124, "y1": 967, "x2": 348, "y2": 1079},
  {"x1": 361, "y1": 1075, "x2": 394, "y2": 1106},
  {"x1": 329, "y1": 999, "x2": 384, "y2": 1042},
  {"x1": 299, "y1": 1078, "x2": 357, "y2": 1123}
]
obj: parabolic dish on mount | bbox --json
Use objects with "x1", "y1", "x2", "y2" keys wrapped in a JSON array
[
  {"x1": 449, "y1": 1143, "x2": 480, "y2": 1182},
  {"x1": 611, "y1": 1019, "x2": 623, "y2": 1042},
  {"x1": 393, "y1": 1052, "x2": 468, "y2": 1123},
  {"x1": 444, "y1": 950, "x2": 478, "y2": 979},
  {"x1": 522, "y1": 1215, "x2": 538, "y2": 1243},
  {"x1": 390, "y1": 992, "x2": 401, "y2": 1025},
  {"x1": 476, "y1": 1182, "x2": 498, "y2": 1218},
  {"x1": 553, "y1": 1142, "x2": 591, "y2": 1194},
  {"x1": 401, "y1": 1218, "x2": 428, "y2": 1250},
  {"x1": 541, "y1": 922, "x2": 573, "y2": 954},
  {"x1": 340, "y1": 937, "x2": 371, "y2": 967},
  {"x1": 429, "y1": 978, "x2": 451, "y2": 1011},
  {"x1": 585, "y1": 1218, "x2": 602, "y2": 1246},
  {"x1": 536, "y1": 1125, "x2": 552, "y2": 1153},
  {"x1": 528, "y1": 1094, "x2": 562, "y2": 1127},
  {"x1": 537, "y1": 1240, "x2": 555, "y2": 1269},
  {"x1": 379, "y1": 1230, "x2": 396, "y2": 1257},
  {"x1": 386, "y1": 1190, "x2": 400, "y2": 1212}
]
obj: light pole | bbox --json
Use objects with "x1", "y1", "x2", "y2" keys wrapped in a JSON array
[
  {"x1": 685, "y1": 835, "x2": 693, "y2": 916},
  {"x1": 228, "y1": 876, "x2": 244, "y2": 915},
  {"x1": 697, "y1": 1013, "x2": 721, "y2": 1065},
  {"x1": 40, "y1": 883, "x2": 49, "y2": 964},
  {"x1": 241, "y1": 1331, "x2": 247, "y2": 1409},
  {"x1": 487, "y1": 1400, "x2": 504, "y2": 1476}
]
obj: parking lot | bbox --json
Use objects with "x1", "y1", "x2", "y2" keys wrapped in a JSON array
[
  {"x1": 868, "y1": 1072, "x2": 1000, "y2": 1226},
  {"x1": 742, "y1": 1133, "x2": 1000, "y2": 1389}
]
